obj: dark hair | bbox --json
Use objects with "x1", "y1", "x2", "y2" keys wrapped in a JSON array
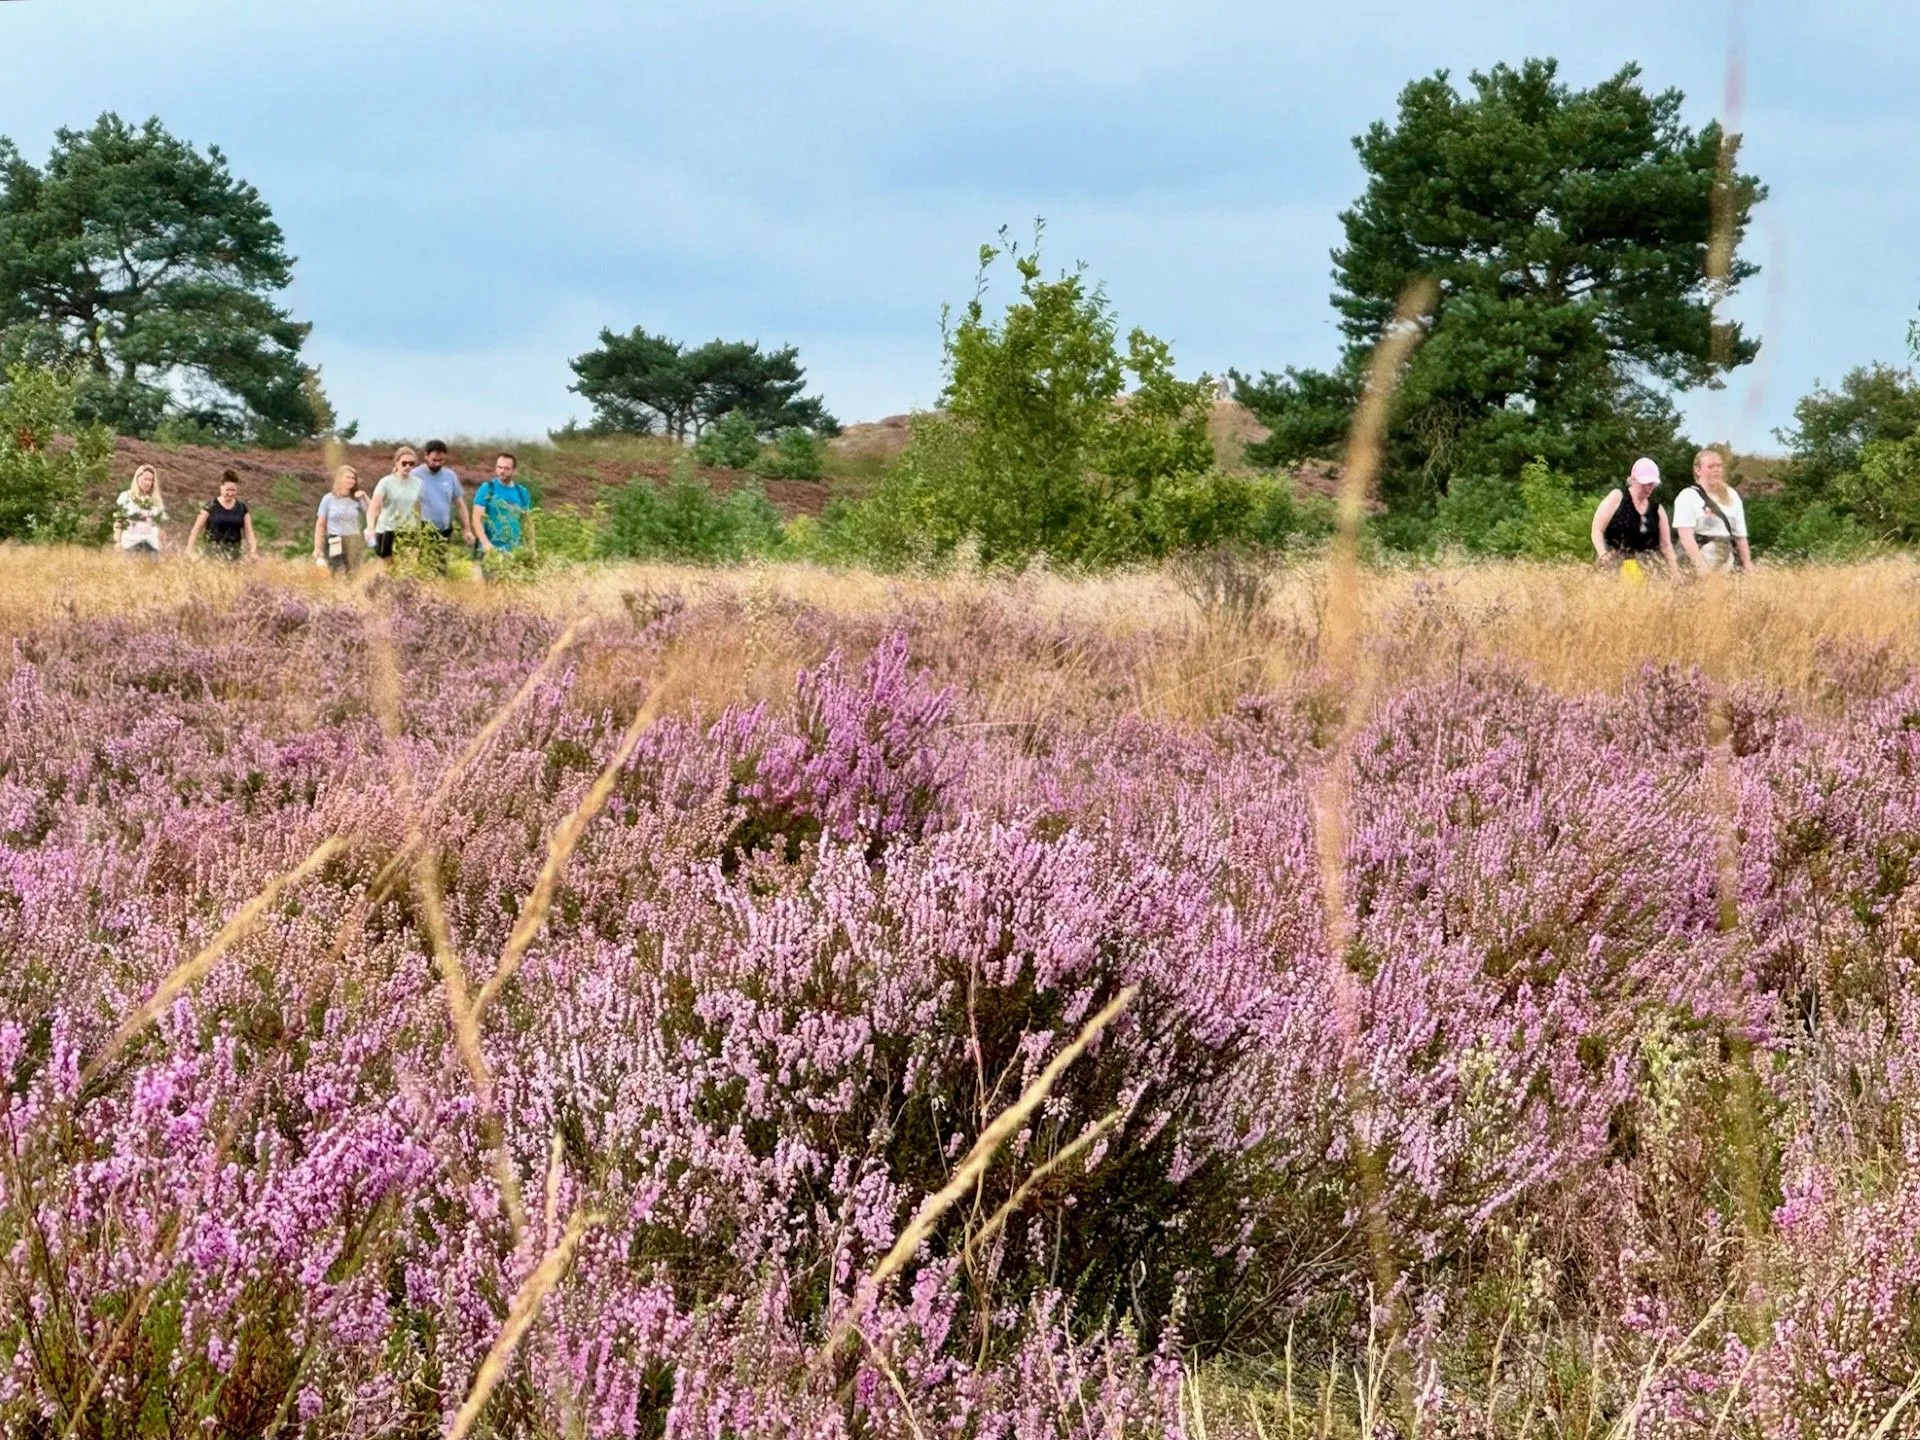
[
  {"x1": 496, "y1": 451, "x2": 518, "y2": 466},
  {"x1": 220, "y1": 470, "x2": 240, "y2": 487},
  {"x1": 424, "y1": 440, "x2": 448, "y2": 455}
]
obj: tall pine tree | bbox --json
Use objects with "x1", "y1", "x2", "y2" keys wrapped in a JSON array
[{"x1": 1235, "y1": 59, "x2": 1763, "y2": 512}]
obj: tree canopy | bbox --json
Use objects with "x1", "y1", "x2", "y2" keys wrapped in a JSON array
[
  {"x1": 567, "y1": 327, "x2": 837, "y2": 440},
  {"x1": 839, "y1": 231, "x2": 1319, "y2": 569},
  {"x1": 0, "y1": 114, "x2": 330, "y2": 444},
  {"x1": 1235, "y1": 58, "x2": 1764, "y2": 513}
]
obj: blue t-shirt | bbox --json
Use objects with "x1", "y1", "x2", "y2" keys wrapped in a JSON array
[
  {"x1": 474, "y1": 479, "x2": 532, "y2": 550},
  {"x1": 411, "y1": 464, "x2": 464, "y2": 530}
]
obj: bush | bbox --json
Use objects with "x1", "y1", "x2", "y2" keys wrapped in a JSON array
[
  {"x1": 1745, "y1": 495, "x2": 1879, "y2": 561},
  {"x1": 0, "y1": 363, "x2": 111, "y2": 540},
  {"x1": 1431, "y1": 457, "x2": 1589, "y2": 559},
  {"x1": 857, "y1": 231, "x2": 1216, "y2": 569},
  {"x1": 600, "y1": 464, "x2": 785, "y2": 563},
  {"x1": 758, "y1": 426, "x2": 826, "y2": 481},
  {"x1": 691, "y1": 410, "x2": 762, "y2": 470}
]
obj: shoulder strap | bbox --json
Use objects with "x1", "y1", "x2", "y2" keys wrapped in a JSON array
[{"x1": 1688, "y1": 485, "x2": 1733, "y2": 534}]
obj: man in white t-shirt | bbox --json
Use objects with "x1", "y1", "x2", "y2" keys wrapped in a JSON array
[{"x1": 1672, "y1": 449, "x2": 1753, "y2": 575}]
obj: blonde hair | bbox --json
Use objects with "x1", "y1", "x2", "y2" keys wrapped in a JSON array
[
  {"x1": 332, "y1": 465, "x2": 359, "y2": 494},
  {"x1": 129, "y1": 464, "x2": 164, "y2": 508},
  {"x1": 393, "y1": 446, "x2": 418, "y2": 472}
]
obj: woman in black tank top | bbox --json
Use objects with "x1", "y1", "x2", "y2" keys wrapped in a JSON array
[{"x1": 1590, "y1": 457, "x2": 1677, "y2": 578}]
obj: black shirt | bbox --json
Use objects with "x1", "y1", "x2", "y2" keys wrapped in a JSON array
[
  {"x1": 1601, "y1": 490, "x2": 1662, "y2": 554},
  {"x1": 204, "y1": 499, "x2": 248, "y2": 547}
]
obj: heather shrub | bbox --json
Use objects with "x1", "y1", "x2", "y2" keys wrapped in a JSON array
[{"x1": 5, "y1": 581, "x2": 1920, "y2": 1435}]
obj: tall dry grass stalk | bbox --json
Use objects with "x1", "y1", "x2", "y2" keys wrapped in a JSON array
[
  {"x1": 813, "y1": 984, "x2": 1139, "y2": 1375},
  {"x1": 1305, "y1": 280, "x2": 1436, "y2": 1404},
  {"x1": 472, "y1": 685, "x2": 662, "y2": 1022},
  {"x1": 445, "y1": 1208, "x2": 603, "y2": 1440},
  {"x1": 82, "y1": 837, "x2": 343, "y2": 1086},
  {"x1": 412, "y1": 844, "x2": 530, "y2": 1245},
  {"x1": 367, "y1": 615, "x2": 588, "y2": 903}
]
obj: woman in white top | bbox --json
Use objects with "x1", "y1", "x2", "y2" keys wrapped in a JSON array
[
  {"x1": 313, "y1": 465, "x2": 368, "y2": 574},
  {"x1": 113, "y1": 465, "x2": 169, "y2": 555},
  {"x1": 1672, "y1": 449, "x2": 1753, "y2": 575},
  {"x1": 364, "y1": 446, "x2": 424, "y2": 560}
]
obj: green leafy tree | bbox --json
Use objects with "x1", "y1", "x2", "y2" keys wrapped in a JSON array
[
  {"x1": 880, "y1": 229, "x2": 1215, "y2": 566},
  {"x1": 568, "y1": 328, "x2": 837, "y2": 440},
  {"x1": 1235, "y1": 59, "x2": 1763, "y2": 513},
  {"x1": 0, "y1": 364, "x2": 112, "y2": 540},
  {"x1": 1774, "y1": 364, "x2": 1920, "y2": 505},
  {"x1": 0, "y1": 114, "x2": 328, "y2": 443}
]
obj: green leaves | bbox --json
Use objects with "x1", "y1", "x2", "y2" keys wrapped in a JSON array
[
  {"x1": 1238, "y1": 57, "x2": 1764, "y2": 515},
  {"x1": 0, "y1": 363, "x2": 111, "y2": 541},
  {"x1": 0, "y1": 114, "x2": 327, "y2": 443},
  {"x1": 876, "y1": 230, "x2": 1221, "y2": 568},
  {"x1": 568, "y1": 328, "x2": 837, "y2": 441}
]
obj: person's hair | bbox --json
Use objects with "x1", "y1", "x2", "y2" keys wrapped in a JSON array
[
  {"x1": 496, "y1": 451, "x2": 518, "y2": 466},
  {"x1": 220, "y1": 469, "x2": 240, "y2": 489},
  {"x1": 333, "y1": 464, "x2": 358, "y2": 492},
  {"x1": 394, "y1": 445, "x2": 417, "y2": 468},
  {"x1": 424, "y1": 440, "x2": 448, "y2": 455},
  {"x1": 129, "y1": 464, "x2": 164, "y2": 508}
]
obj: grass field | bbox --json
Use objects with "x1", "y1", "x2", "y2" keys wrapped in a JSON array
[{"x1": 2, "y1": 550, "x2": 1919, "y2": 1437}]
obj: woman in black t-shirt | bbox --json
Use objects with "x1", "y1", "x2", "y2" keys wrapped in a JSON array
[{"x1": 186, "y1": 472, "x2": 259, "y2": 561}]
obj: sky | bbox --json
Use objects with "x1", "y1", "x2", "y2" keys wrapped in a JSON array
[{"x1": 3, "y1": 0, "x2": 1917, "y2": 450}]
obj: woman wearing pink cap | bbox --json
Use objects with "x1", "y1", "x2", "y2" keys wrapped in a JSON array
[{"x1": 1591, "y1": 457, "x2": 1678, "y2": 577}]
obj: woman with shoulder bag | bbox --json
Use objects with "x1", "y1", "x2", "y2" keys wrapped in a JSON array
[{"x1": 1673, "y1": 449, "x2": 1753, "y2": 575}]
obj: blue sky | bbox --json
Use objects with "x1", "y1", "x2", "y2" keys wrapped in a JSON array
[{"x1": 4, "y1": 0, "x2": 1916, "y2": 449}]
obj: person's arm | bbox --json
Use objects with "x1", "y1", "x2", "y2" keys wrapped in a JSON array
[
  {"x1": 242, "y1": 511, "x2": 258, "y2": 559},
  {"x1": 111, "y1": 499, "x2": 124, "y2": 545},
  {"x1": 314, "y1": 508, "x2": 328, "y2": 563},
  {"x1": 472, "y1": 486, "x2": 494, "y2": 552},
  {"x1": 1590, "y1": 490, "x2": 1621, "y2": 563},
  {"x1": 365, "y1": 487, "x2": 384, "y2": 540},
  {"x1": 1676, "y1": 527, "x2": 1708, "y2": 573},
  {"x1": 185, "y1": 509, "x2": 208, "y2": 555},
  {"x1": 456, "y1": 490, "x2": 474, "y2": 544},
  {"x1": 1658, "y1": 507, "x2": 1679, "y2": 579},
  {"x1": 1736, "y1": 535, "x2": 1754, "y2": 572}
]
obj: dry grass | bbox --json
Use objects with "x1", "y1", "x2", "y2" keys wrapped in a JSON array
[{"x1": 4, "y1": 546, "x2": 1918, "y2": 722}]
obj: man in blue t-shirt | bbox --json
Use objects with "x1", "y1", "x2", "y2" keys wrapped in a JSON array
[
  {"x1": 410, "y1": 440, "x2": 471, "y2": 546},
  {"x1": 473, "y1": 452, "x2": 533, "y2": 558}
]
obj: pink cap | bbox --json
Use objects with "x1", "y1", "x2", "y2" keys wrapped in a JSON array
[{"x1": 1629, "y1": 457, "x2": 1661, "y2": 488}]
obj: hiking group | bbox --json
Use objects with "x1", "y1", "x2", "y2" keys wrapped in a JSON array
[{"x1": 110, "y1": 442, "x2": 532, "y2": 575}]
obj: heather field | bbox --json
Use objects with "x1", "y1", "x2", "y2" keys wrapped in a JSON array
[{"x1": 5, "y1": 552, "x2": 1920, "y2": 1439}]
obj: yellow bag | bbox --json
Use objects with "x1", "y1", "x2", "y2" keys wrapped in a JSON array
[{"x1": 1619, "y1": 557, "x2": 1646, "y2": 585}]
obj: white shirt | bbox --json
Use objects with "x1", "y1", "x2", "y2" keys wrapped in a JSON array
[{"x1": 1672, "y1": 485, "x2": 1746, "y2": 541}]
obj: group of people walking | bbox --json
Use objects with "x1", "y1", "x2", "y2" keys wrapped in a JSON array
[
  {"x1": 111, "y1": 442, "x2": 531, "y2": 575},
  {"x1": 1590, "y1": 449, "x2": 1753, "y2": 577}
]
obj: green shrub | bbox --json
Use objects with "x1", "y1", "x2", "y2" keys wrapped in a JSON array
[
  {"x1": 758, "y1": 427, "x2": 826, "y2": 481},
  {"x1": 1746, "y1": 495, "x2": 1878, "y2": 561},
  {"x1": 692, "y1": 411, "x2": 762, "y2": 470},
  {"x1": 1431, "y1": 458, "x2": 1589, "y2": 559},
  {"x1": 1137, "y1": 469, "x2": 1327, "y2": 559},
  {"x1": 0, "y1": 364, "x2": 111, "y2": 540},
  {"x1": 601, "y1": 465, "x2": 785, "y2": 564}
]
